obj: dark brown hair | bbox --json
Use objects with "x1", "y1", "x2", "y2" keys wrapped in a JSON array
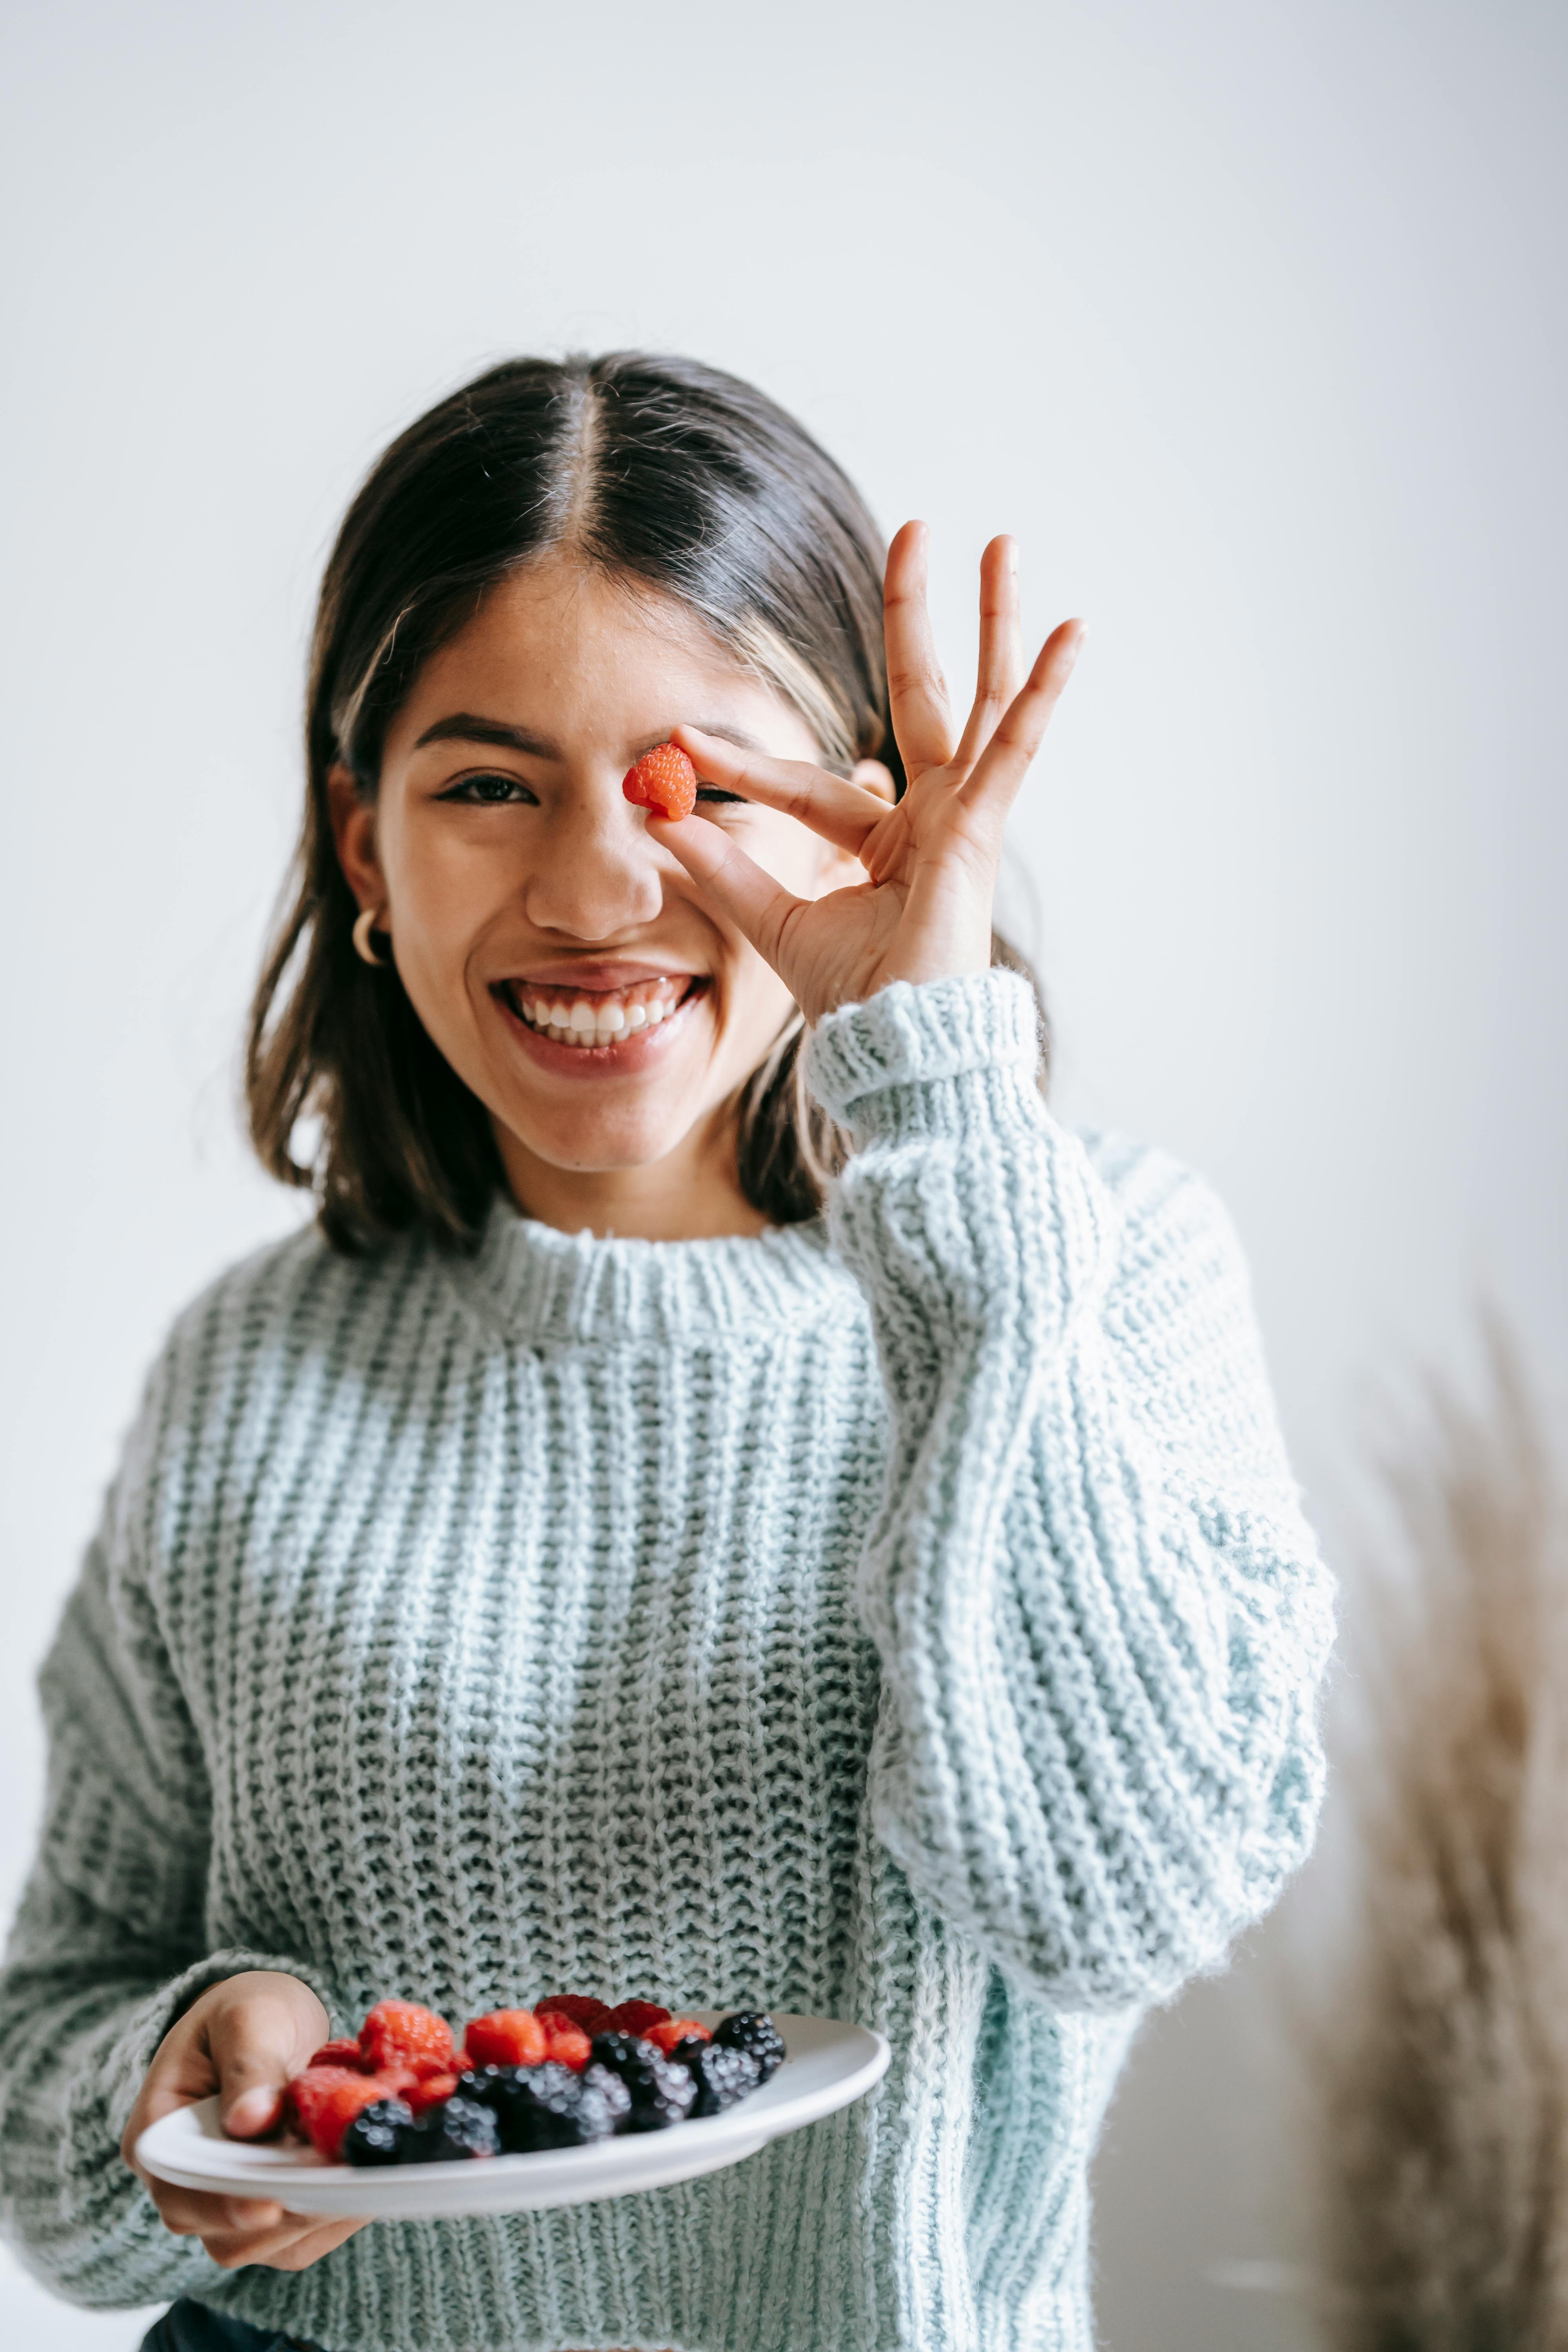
[{"x1": 247, "y1": 352, "x2": 1049, "y2": 1252}]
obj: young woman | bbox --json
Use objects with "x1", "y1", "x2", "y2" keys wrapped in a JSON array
[{"x1": 0, "y1": 354, "x2": 1334, "y2": 2352}]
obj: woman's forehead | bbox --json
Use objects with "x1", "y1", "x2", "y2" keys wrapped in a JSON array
[{"x1": 388, "y1": 556, "x2": 819, "y2": 762}]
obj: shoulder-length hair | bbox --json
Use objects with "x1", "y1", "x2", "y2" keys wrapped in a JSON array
[{"x1": 247, "y1": 352, "x2": 1049, "y2": 1253}]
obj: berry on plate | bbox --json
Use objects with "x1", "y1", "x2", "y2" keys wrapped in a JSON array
[
  {"x1": 590, "y1": 2033, "x2": 698, "y2": 2131},
  {"x1": 474, "y1": 2060, "x2": 632, "y2": 2152},
  {"x1": 679, "y1": 2040, "x2": 762, "y2": 2116},
  {"x1": 403, "y1": 2070, "x2": 461, "y2": 2115},
  {"x1": 711, "y1": 2011, "x2": 786, "y2": 2082},
  {"x1": 604, "y1": 2000, "x2": 671, "y2": 2036},
  {"x1": 645, "y1": 2016, "x2": 709, "y2": 2055},
  {"x1": 339, "y1": 2095, "x2": 416, "y2": 2167},
  {"x1": 538, "y1": 2014, "x2": 593, "y2": 2071},
  {"x1": 465, "y1": 2009, "x2": 548, "y2": 2069},
  {"x1": 396, "y1": 2093, "x2": 500, "y2": 2162},
  {"x1": 358, "y1": 2000, "x2": 455, "y2": 2076},
  {"x1": 622, "y1": 744, "x2": 697, "y2": 821},
  {"x1": 307, "y1": 2038, "x2": 367, "y2": 2071},
  {"x1": 291, "y1": 2066, "x2": 408, "y2": 2161},
  {"x1": 536, "y1": 1994, "x2": 613, "y2": 2036}
]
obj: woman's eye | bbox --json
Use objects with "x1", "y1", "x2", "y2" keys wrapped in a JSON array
[
  {"x1": 696, "y1": 786, "x2": 748, "y2": 805},
  {"x1": 437, "y1": 772, "x2": 537, "y2": 806}
]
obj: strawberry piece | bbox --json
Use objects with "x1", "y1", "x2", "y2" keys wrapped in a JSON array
[
  {"x1": 604, "y1": 1999, "x2": 671, "y2": 2036},
  {"x1": 622, "y1": 743, "x2": 697, "y2": 821},
  {"x1": 536, "y1": 1994, "x2": 613, "y2": 2035},
  {"x1": 464, "y1": 2008, "x2": 547, "y2": 2069},
  {"x1": 307, "y1": 2039, "x2": 368, "y2": 2071},
  {"x1": 358, "y1": 1999, "x2": 454, "y2": 2075},
  {"x1": 646, "y1": 2016, "x2": 711, "y2": 2054},
  {"x1": 289, "y1": 2065, "x2": 402, "y2": 2161},
  {"x1": 539, "y1": 2015, "x2": 592, "y2": 2072}
]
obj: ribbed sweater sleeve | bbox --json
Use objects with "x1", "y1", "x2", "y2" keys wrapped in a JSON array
[
  {"x1": 0, "y1": 1341, "x2": 332, "y2": 2308},
  {"x1": 804, "y1": 969, "x2": 1335, "y2": 2011}
]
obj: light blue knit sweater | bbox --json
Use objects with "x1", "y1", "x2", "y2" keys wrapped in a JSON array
[{"x1": 0, "y1": 971, "x2": 1333, "y2": 2352}]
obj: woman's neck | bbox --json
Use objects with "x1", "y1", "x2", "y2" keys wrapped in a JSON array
[{"x1": 492, "y1": 1105, "x2": 771, "y2": 1242}]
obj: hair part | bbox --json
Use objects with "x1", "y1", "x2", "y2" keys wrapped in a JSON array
[{"x1": 247, "y1": 352, "x2": 1050, "y2": 1253}]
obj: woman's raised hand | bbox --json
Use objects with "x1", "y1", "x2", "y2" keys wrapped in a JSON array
[
  {"x1": 662, "y1": 523, "x2": 1083, "y2": 1026},
  {"x1": 122, "y1": 1971, "x2": 367, "y2": 2272}
]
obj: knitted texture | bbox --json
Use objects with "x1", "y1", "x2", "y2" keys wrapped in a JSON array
[{"x1": 0, "y1": 971, "x2": 1334, "y2": 2352}]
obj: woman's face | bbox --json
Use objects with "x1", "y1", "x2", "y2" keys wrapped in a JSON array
[{"x1": 332, "y1": 554, "x2": 870, "y2": 1230}]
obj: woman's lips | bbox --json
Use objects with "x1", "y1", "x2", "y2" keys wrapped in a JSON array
[{"x1": 491, "y1": 975, "x2": 708, "y2": 1074}]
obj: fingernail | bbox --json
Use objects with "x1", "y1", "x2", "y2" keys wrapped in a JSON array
[{"x1": 225, "y1": 2088, "x2": 277, "y2": 2135}]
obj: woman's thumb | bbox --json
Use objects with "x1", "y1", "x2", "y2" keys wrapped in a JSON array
[{"x1": 212, "y1": 2006, "x2": 301, "y2": 2138}]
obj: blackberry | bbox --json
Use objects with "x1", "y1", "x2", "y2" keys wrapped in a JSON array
[
  {"x1": 576, "y1": 2060, "x2": 634, "y2": 2139},
  {"x1": 589, "y1": 2032, "x2": 698, "y2": 2131},
  {"x1": 339, "y1": 2095, "x2": 415, "y2": 2166},
  {"x1": 453, "y1": 2062, "x2": 519, "y2": 2109},
  {"x1": 485, "y1": 2060, "x2": 630, "y2": 2152},
  {"x1": 710, "y1": 2012, "x2": 786, "y2": 2082},
  {"x1": 396, "y1": 2092, "x2": 500, "y2": 2161},
  {"x1": 676, "y1": 2039, "x2": 762, "y2": 2118}
]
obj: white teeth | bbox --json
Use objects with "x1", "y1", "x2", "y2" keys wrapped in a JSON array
[{"x1": 510, "y1": 978, "x2": 690, "y2": 1044}]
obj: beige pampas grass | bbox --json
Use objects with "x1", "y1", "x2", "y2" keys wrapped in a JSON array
[{"x1": 1310, "y1": 1330, "x2": 1568, "y2": 2351}]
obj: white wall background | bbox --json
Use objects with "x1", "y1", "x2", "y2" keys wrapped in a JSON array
[{"x1": 2, "y1": 2, "x2": 1563, "y2": 2345}]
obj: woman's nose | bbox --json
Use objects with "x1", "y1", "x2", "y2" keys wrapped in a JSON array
[{"x1": 523, "y1": 788, "x2": 667, "y2": 939}]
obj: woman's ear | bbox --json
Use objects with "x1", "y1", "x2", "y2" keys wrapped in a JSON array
[
  {"x1": 327, "y1": 764, "x2": 386, "y2": 913},
  {"x1": 808, "y1": 757, "x2": 898, "y2": 893}
]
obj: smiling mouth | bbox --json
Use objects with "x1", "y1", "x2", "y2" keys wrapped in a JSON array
[{"x1": 495, "y1": 973, "x2": 705, "y2": 1047}]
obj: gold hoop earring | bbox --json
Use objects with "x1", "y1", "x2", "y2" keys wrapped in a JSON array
[{"x1": 352, "y1": 907, "x2": 389, "y2": 967}]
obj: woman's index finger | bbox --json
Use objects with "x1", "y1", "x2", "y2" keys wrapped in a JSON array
[{"x1": 671, "y1": 728, "x2": 884, "y2": 860}]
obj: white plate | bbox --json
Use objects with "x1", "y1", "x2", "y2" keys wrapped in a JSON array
[{"x1": 136, "y1": 2013, "x2": 889, "y2": 2220}]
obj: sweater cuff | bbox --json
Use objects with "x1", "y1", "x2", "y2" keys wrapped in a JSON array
[{"x1": 803, "y1": 970, "x2": 1043, "y2": 1140}]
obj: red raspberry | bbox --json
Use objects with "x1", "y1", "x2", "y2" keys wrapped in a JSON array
[
  {"x1": 358, "y1": 2000, "x2": 454, "y2": 2075},
  {"x1": 604, "y1": 1999, "x2": 671, "y2": 2036},
  {"x1": 289, "y1": 2066, "x2": 402, "y2": 2161},
  {"x1": 403, "y1": 2071, "x2": 460, "y2": 2115},
  {"x1": 465, "y1": 2009, "x2": 547, "y2": 2069},
  {"x1": 539, "y1": 2016, "x2": 592, "y2": 2072},
  {"x1": 536, "y1": 1994, "x2": 613, "y2": 2035},
  {"x1": 622, "y1": 744, "x2": 697, "y2": 821},
  {"x1": 646, "y1": 2016, "x2": 710, "y2": 2054},
  {"x1": 307, "y1": 2039, "x2": 368, "y2": 2071}
]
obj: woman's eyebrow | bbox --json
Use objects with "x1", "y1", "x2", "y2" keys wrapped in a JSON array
[
  {"x1": 413, "y1": 712, "x2": 560, "y2": 756},
  {"x1": 642, "y1": 720, "x2": 766, "y2": 756}
]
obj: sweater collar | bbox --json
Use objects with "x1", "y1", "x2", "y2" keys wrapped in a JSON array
[{"x1": 445, "y1": 1196, "x2": 853, "y2": 1346}]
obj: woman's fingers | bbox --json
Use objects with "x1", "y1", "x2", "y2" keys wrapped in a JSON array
[
  {"x1": 202, "y1": 2213, "x2": 366, "y2": 2272},
  {"x1": 652, "y1": 813, "x2": 809, "y2": 973},
  {"x1": 149, "y1": 2178, "x2": 366, "y2": 2269},
  {"x1": 153, "y1": 2186, "x2": 287, "y2": 2237},
  {"x1": 960, "y1": 618, "x2": 1086, "y2": 823},
  {"x1": 953, "y1": 536, "x2": 1025, "y2": 773},
  {"x1": 883, "y1": 522, "x2": 956, "y2": 777},
  {"x1": 671, "y1": 728, "x2": 885, "y2": 859}
]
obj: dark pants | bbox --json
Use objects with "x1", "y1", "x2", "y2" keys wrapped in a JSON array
[{"x1": 140, "y1": 2301, "x2": 318, "y2": 2352}]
